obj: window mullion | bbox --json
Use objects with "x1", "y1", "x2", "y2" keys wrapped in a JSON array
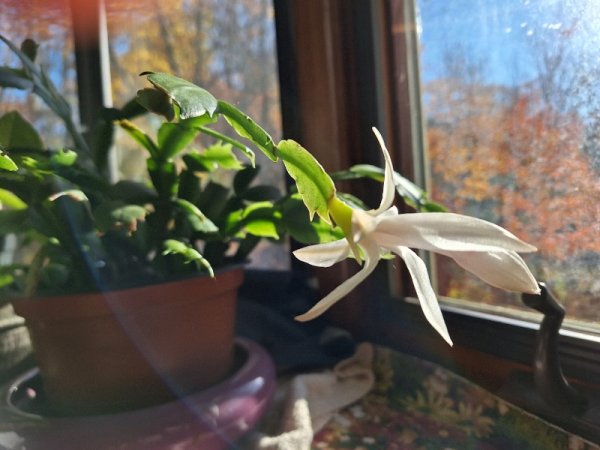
[{"x1": 69, "y1": 0, "x2": 116, "y2": 180}]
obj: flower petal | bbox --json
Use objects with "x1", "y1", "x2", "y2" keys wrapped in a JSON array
[
  {"x1": 293, "y1": 240, "x2": 351, "y2": 268},
  {"x1": 371, "y1": 127, "x2": 396, "y2": 214},
  {"x1": 352, "y1": 208, "x2": 379, "y2": 243},
  {"x1": 295, "y1": 238, "x2": 379, "y2": 321},
  {"x1": 353, "y1": 207, "x2": 398, "y2": 244},
  {"x1": 393, "y1": 246, "x2": 453, "y2": 346},
  {"x1": 375, "y1": 206, "x2": 399, "y2": 218},
  {"x1": 445, "y1": 250, "x2": 541, "y2": 294},
  {"x1": 375, "y1": 212, "x2": 537, "y2": 254}
]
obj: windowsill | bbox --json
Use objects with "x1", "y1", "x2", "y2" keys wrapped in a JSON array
[{"x1": 437, "y1": 296, "x2": 600, "y2": 343}]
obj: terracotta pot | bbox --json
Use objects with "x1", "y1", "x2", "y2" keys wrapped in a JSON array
[{"x1": 11, "y1": 267, "x2": 244, "y2": 416}]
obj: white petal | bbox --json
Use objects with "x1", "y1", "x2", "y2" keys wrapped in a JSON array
[
  {"x1": 446, "y1": 250, "x2": 541, "y2": 294},
  {"x1": 293, "y1": 240, "x2": 351, "y2": 268},
  {"x1": 353, "y1": 207, "x2": 398, "y2": 243},
  {"x1": 375, "y1": 212, "x2": 537, "y2": 254},
  {"x1": 352, "y1": 208, "x2": 379, "y2": 242},
  {"x1": 371, "y1": 127, "x2": 396, "y2": 214},
  {"x1": 295, "y1": 238, "x2": 379, "y2": 321},
  {"x1": 394, "y1": 246, "x2": 453, "y2": 346},
  {"x1": 375, "y1": 206, "x2": 399, "y2": 218}
]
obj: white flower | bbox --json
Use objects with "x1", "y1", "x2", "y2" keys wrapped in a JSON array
[{"x1": 294, "y1": 128, "x2": 540, "y2": 346}]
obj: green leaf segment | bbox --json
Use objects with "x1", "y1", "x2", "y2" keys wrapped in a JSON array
[
  {"x1": 143, "y1": 72, "x2": 218, "y2": 119},
  {"x1": 0, "y1": 153, "x2": 17, "y2": 171},
  {"x1": 276, "y1": 140, "x2": 336, "y2": 224}
]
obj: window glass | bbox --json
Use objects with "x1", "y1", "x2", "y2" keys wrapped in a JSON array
[
  {"x1": 0, "y1": 1, "x2": 77, "y2": 149},
  {"x1": 417, "y1": 0, "x2": 600, "y2": 326},
  {"x1": 105, "y1": 0, "x2": 287, "y2": 269}
]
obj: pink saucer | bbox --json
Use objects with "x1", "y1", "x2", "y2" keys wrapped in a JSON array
[{"x1": 1, "y1": 338, "x2": 275, "y2": 450}]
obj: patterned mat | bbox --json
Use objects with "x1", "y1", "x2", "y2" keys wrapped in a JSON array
[{"x1": 313, "y1": 346, "x2": 599, "y2": 450}]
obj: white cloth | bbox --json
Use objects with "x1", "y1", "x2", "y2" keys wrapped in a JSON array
[{"x1": 250, "y1": 342, "x2": 374, "y2": 450}]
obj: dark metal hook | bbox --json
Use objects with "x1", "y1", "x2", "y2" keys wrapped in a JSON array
[{"x1": 522, "y1": 282, "x2": 587, "y2": 414}]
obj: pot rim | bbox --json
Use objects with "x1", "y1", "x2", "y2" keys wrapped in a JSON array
[{"x1": 11, "y1": 266, "x2": 244, "y2": 321}]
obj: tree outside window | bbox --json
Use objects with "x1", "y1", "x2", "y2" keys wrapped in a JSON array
[{"x1": 418, "y1": 0, "x2": 600, "y2": 326}]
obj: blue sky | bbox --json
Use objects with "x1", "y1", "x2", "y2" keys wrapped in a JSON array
[{"x1": 416, "y1": 0, "x2": 598, "y2": 87}]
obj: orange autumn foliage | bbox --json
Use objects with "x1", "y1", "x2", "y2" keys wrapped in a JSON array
[
  {"x1": 428, "y1": 87, "x2": 600, "y2": 262},
  {"x1": 426, "y1": 79, "x2": 600, "y2": 319}
]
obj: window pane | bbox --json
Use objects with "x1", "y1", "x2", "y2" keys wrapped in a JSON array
[
  {"x1": 417, "y1": 0, "x2": 600, "y2": 326},
  {"x1": 105, "y1": 0, "x2": 287, "y2": 269}
]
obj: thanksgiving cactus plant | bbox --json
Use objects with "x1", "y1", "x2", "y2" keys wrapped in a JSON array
[
  {"x1": 0, "y1": 36, "x2": 541, "y2": 346},
  {"x1": 0, "y1": 36, "x2": 336, "y2": 298}
]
